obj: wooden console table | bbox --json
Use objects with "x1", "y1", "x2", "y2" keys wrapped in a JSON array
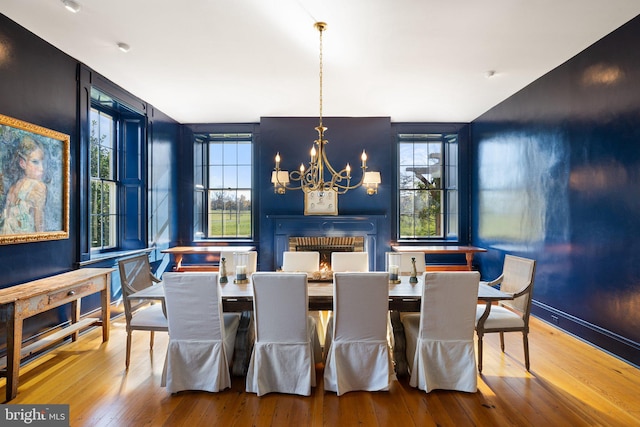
[
  {"x1": 391, "y1": 245, "x2": 487, "y2": 271},
  {"x1": 0, "y1": 268, "x2": 113, "y2": 401}
]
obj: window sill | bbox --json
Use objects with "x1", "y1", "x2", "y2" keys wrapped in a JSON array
[{"x1": 78, "y1": 247, "x2": 153, "y2": 267}]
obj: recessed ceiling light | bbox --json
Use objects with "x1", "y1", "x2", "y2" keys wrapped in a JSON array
[
  {"x1": 485, "y1": 70, "x2": 497, "y2": 78},
  {"x1": 117, "y1": 42, "x2": 131, "y2": 53},
  {"x1": 62, "y1": 0, "x2": 81, "y2": 13}
]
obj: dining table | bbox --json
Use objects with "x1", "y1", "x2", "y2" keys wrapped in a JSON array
[{"x1": 128, "y1": 274, "x2": 512, "y2": 375}]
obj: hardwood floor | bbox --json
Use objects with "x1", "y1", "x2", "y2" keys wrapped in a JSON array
[{"x1": 3, "y1": 313, "x2": 640, "y2": 426}]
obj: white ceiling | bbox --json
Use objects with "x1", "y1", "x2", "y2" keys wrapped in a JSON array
[{"x1": 2, "y1": 1, "x2": 639, "y2": 124}]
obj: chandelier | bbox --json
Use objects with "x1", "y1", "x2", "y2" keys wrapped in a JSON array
[{"x1": 272, "y1": 22, "x2": 381, "y2": 197}]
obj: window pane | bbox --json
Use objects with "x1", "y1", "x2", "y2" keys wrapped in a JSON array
[
  {"x1": 223, "y1": 143, "x2": 237, "y2": 164},
  {"x1": 223, "y1": 165, "x2": 238, "y2": 188},
  {"x1": 237, "y1": 142, "x2": 252, "y2": 164},
  {"x1": 194, "y1": 190, "x2": 205, "y2": 240},
  {"x1": 399, "y1": 144, "x2": 414, "y2": 166},
  {"x1": 237, "y1": 165, "x2": 251, "y2": 188},
  {"x1": 209, "y1": 165, "x2": 223, "y2": 188},
  {"x1": 209, "y1": 143, "x2": 223, "y2": 165}
]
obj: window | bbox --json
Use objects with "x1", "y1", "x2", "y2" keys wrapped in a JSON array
[
  {"x1": 398, "y1": 133, "x2": 458, "y2": 239},
  {"x1": 194, "y1": 132, "x2": 253, "y2": 239},
  {"x1": 90, "y1": 108, "x2": 117, "y2": 250},
  {"x1": 88, "y1": 87, "x2": 145, "y2": 254}
]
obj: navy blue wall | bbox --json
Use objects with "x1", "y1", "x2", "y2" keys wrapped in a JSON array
[
  {"x1": 0, "y1": 14, "x2": 78, "y2": 286},
  {"x1": 258, "y1": 117, "x2": 393, "y2": 270},
  {"x1": 0, "y1": 14, "x2": 179, "y2": 347},
  {"x1": 471, "y1": 16, "x2": 640, "y2": 366}
]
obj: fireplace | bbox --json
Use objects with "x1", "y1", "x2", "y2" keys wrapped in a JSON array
[
  {"x1": 288, "y1": 236, "x2": 365, "y2": 269},
  {"x1": 268, "y1": 215, "x2": 387, "y2": 271}
]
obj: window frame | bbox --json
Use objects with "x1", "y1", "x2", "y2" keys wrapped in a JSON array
[
  {"x1": 398, "y1": 134, "x2": 446, "y2": 239},
  {"x1": 89, "y1": 108, "x2": 118, "y2": 251},
  {"x1": 393, "y1": 124, "x2": 468, "y2": 244},
  {"x1": 193, "y1": 131, "x2": 254, "y2": 241}
]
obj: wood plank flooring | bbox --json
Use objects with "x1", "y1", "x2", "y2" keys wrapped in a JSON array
[{"x1": 2, "y1": 313, "x2": 639, "y2": 426}]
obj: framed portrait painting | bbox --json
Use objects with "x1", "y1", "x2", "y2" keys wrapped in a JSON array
[{"x1": 0, "y1": 113, "x2": 70, "y2": 245}]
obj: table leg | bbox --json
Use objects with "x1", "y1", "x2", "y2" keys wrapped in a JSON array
[
  {"x1": 71, "y1": 299, "x2": 81, "y2": 342},
  {"x1": 5, "y1": 304, "x2": 22, "y2": 401},
  {"x1": 390, "y1": 311, "x2": 408, "y2": 377},
  {"x1": 101, "y1": 281, "x2": 110, "y2": 342},
  {"x1": 174, "y1": 254, "x2": 183, "y2": 271},
  {"x1": 465, "y1": 253, "x2": 474, "y2": 270},
  {"x1": 232, "y1": 311, "x2": 254, "y2": 376}
]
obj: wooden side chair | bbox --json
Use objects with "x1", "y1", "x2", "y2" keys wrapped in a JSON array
[
  {"x1": 475, "y1": 255, "x2": 537, "y2": 372},
  {"x1": 117, "y1": 253, "x2": 168, "y2": 369}
]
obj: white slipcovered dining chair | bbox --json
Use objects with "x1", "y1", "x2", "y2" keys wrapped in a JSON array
[
  {"x1": 401, "y1": 271, "x2": 480, "y2": 393},
  {"x1": 282, "y1": 251, "x2": 327, "y2": 348},
  {"x1": 385, "y1": 252, "x2": 426, "y2": 275},
  {"x1": 282, "y1": 251, "x2": 320, "y2": 273},
  {"x1": 246, "y1": 272, "x2": 322, "y2": 396},
  {"x1": 118, "y1": 254, "x2": 168, "y2": 369},
  {"x1": 475, "y1": 255, "x2": 536, "y2": 373},
  {"x1": 324, "y1": 272, "x2": 396, "y2": 395},
  {"x1": 330, "y1": 252, "x2": 369, "y2": 272},
  {"x1": 161, "y1": 272, "x2": 241, "y2": 393}
]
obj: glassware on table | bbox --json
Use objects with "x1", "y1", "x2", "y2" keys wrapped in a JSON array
[
  {"x1": 234, "y1": 252, "x2": 249, "y2": 284},
  {"x1": 388, "y1": 252, "x2": 401, "y2": 284}
]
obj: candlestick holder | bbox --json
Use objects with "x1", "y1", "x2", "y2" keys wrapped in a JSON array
[
  {"x1": 219, "y1": 257, "x2": 228, "y2": 284},
  {"x1": 409, "y1": 257, "x2": 418, "y2": 284}
]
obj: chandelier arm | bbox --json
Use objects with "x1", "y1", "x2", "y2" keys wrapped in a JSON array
[{"x1": 329, "y1": 166, "x2": 367, "y2": 192}]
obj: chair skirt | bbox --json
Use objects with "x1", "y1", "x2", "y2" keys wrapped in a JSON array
[
  {"x1": 164, "y1": 340, "x2": 231, "y2": 393},
  {"x1": 403, "y1": 314, "x2": 477, "y2": 393},
  {"x1": 323, "y1": 340, "x2": 395, "y2": 396},
  {"x1": 246, "y1": 316, "x2": 319, "y2": 396}
]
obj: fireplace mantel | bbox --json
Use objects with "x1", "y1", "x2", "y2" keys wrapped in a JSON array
[{"x1": 268, "y1": 215, "x2": 387, "y2": 271}]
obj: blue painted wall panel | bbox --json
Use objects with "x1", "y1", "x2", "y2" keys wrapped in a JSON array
[{"x1": 472, "y1": 16, "x2": 640, "y2": 365}]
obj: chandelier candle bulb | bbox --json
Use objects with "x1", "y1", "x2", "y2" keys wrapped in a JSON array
[
  {"x1": 275, "y1": 152, "x2": 280, "y2": 168},
  {"x1": 361, "y1": 150, "x2": 367, "y2": 167}
]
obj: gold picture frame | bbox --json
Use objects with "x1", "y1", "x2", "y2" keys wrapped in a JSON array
[
  {"x1": 0, "y1": 113, "x2": 70, "y2": 245},
  {"x1": 304, "y1": 189, "x2": 338, "y2": 216}
]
